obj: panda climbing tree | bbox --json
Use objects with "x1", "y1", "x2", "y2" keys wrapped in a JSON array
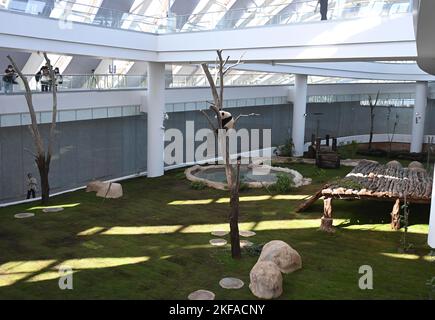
[{"x1": 200, "y1": 49, "x2": 258, "y2": 259}]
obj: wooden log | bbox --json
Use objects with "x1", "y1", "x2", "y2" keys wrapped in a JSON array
[
  {"x1": 332, "y1": 137, "x2": 337, "y2": 151},
  {"x1": 315, "y1": 138, "x2": 321, "y2": 150},
  {"x1": 390, "y1": 198, "x2": 401, "y2": 231},
  {"x1": 295, "y1": 187, "x2": 326, "y2": 213},
  {"x1": 320, "y1": 197, "x2": 335, "y2": 233}
]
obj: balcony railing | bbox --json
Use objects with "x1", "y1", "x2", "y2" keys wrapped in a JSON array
[
  {"x1": 0, "y1": 0, "x2": 413, "y2": 34},
  {"x1": 1, "y1": 72, "x2": 420, "y2": 95},
  {"x1": 0, "y1": 74, "x2": 147, "y2": 94}
]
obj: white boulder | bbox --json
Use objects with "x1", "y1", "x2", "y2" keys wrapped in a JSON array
[
  {"x1": 96, "y1": 182, "x2": 123, "y2": 199},
  {"x1": 249, "y1": 261, "x2": 283, "y2": 299},
  {"x1": 258, "y1": 240, "x2": 302, "y2": 274}
]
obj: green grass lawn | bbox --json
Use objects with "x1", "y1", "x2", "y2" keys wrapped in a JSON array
[{"x1": 0, "y1": 162, "x2": 434, "y2": 300}]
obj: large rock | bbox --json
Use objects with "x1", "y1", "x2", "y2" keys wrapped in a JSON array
[
  {"x1": 249, "y1": 261, "x2": 283, "y2": 299},
  {"x1": 408, "y1": 161, "x2": 424, "y2": 169},
  {"x1": 86, "y1": 180, "x2": 104, "y2": 192},
  {"x1": 96, "y1": 182, "x2": 123, "y2": 199},
  {"x1": 408, "y1": 161, "x2": 426, "y2": 173},
  {"x1": 258, "y1": 240, "x2": 302, "y2": 274},
  {"x1": 386, "y1": 160, "x2": 402, "y2": 169}
]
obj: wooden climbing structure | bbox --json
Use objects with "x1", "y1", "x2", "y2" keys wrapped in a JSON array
[
  {"x1": 307, "y1": 134, "x2": 340, "y2": 169},
  {"x1": 296, "y1": 160, "x2": 432, "y2": 232}
]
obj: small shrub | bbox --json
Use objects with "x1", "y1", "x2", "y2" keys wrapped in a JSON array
[
  {"x1": 276, "y1": 139, "x2": 294, "y2": 157},
  {"x1": 244, "y1": 243, "x2": 264, "y2": 257},
  {"x1": 339, "y1": 140, "x2": 359, "y2": 159},
  {"x1": 191, "y1": 181, "x2": 207, "y2": 190},
  {"x1": 273, "y1": 173, "x2": 293, "y2": 193},
  {"x1": 174, "y1": 171, "x2": 186, "y2": 180},
  {"x1": 239, "y1": 182, "x2": 250, "y2": 192},
  {"x1": 313, "y1": 168, "x2": 328, "y2": 183}
]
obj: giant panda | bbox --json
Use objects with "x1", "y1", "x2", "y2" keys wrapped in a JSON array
[{"x1": 219, "y1": 110, "x2": 235, "y2": 130}]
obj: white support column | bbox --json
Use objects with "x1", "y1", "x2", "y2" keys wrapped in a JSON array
[
  {"x1": 410, "y1": 81, "x2": 428, "y2": 153},
  {"x1": 292, "y1": 74, "x2": 308, "y2": 157},
  {"x1": 147, "y1": 62, "x2": 165, "y2": 178},
  {"x1": 429, "y1": 169, "x2": 435, "y2": 249}
]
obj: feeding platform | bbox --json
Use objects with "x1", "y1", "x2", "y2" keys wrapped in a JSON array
[{"x1": 297, "y1": 160, "x2": 432, "y2": 232}]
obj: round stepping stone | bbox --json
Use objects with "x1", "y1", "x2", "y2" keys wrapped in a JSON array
[
  {"x1": 42, "y1": 207, "x2": 64, "y2": 213},
  {"x1": 219, "y1": 277, "x2": 244, "y2": 289},
  {"x1": 239, "y1": 230, "x2": 256, "y2": 237},
  {"x1": 209, "y1": 239, "x2": 227, "y2": 246},
  {"x1": 14, "y1": 212, "x2": 35, "y2": 219},
  {"x1": 240, "y1": 240, "x2": 254, "y2": 248},
  {"x1": 188, "y1": 289, "x2": 215, "y2": 300},
  {"x1": 211, "y1": 230, "x2": 229, "y2": 237}
]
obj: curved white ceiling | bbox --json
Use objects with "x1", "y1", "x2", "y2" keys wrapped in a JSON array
[
  {"x1": 235, "y1": 61, "x2": 434, "y2": 81},
  {"x1": 415, "y1": 0, "x2": 435, "y2": 76}
]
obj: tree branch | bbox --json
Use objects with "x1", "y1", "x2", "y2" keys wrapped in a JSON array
[
  {"x1": 223, "y1": 52, "x2": 246, "y2": 75},
  {"x1": 199, "y1": 109, "x2": 217, "y2": 133},
  {"x1": 7, "y1": 55, "x2": 45, "y2": 156},
  {"x1": 234, "y1": 113, "x2": 260, "y2": 125},
  {"x1": 201, "y1": 63, "x2": 221, "y2": 109},
  {"x1": 217, "y1": 50, "x2": 225, "y2": 109},
  {"x1": 43, "y1": 52, "x2": 57, "y2": 159}
]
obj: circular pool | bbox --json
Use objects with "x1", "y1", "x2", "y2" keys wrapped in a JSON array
[{"x1": 185, "y1": 164, "x2": 311, "y2": 190}]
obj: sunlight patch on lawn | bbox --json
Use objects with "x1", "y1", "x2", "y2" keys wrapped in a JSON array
[
  {"x1": 342, "y1": 223, "x2": 428, "y2": 234},
  {"x1": 168, "y1": 195, "x2": 311, "y2": 205},
  {"x1": 0, "y1": 260, "x2": 57, "y2": 287},
  {"x1": 216, "y1": 195, "x2": 272, "y2": 203},
  {"x1": 103, "y1": 225, "x2": 183, "y2": 235},
  {"x1": 168, "y1": 199, "x2": 214, "y2": 205},
  {"x1": 272, "y1": 195, "x2": 311, "y2": 200},
  {"x1": 27, "y1": 270, "x2": 76, "y2": 283},
  {"x1": 0, "y1": 257, "x2": 150, "y2": 287},
  {"x1": 56, "y1": 257, "x2": 149, "y2": 270},
  {"x1": 27, "y1": 203, "x2": 81, "y2": 210},
  {"x1": 181, "y1": 222, "x2": 256, "y2": 234},
  {"x1": 254, "y1": 219, "x2": 346, "y2": 231},
  {"x1": 77, "y1": 218, "x2": 428, "y2": 238},
  {"x1": 380, "y1": 252, "x2": 434, "y2": 262},
  {"x1": 77, "y1": 226, "x2": 106, "y2": 236}
]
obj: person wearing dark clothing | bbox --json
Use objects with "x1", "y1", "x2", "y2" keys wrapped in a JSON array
[
  {"x1": 36, "y1": 66, "x2": 51, "y2": 92},
  {"x1": 26, "y1": 173, "x2": 37, "y2": 199},
  {"x1": 3, "y1": 65, "x2": 17, "y2": 94},
  {"x1": 319, "y1": 0, "x2": 328, "y2": 21}
]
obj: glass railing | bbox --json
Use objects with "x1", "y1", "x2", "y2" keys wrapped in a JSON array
[
  {"x1": 0, "y1": 72, "x2": 294, "y2": 94},
  {"x1": 167, "y1": 74, "x2": 294, "y2": 88},
  {"x1": 1, "y1": 72, "x2": 419, "y2": 95},
  {"x1": 0, "y1": 74, "x2": 146, "y2": 94},
  {"x1": 0, "y1": 0, "x2": 413, "y2": 34}
]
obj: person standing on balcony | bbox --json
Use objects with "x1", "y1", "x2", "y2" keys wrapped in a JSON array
[
  {"x1": 3, "y1": 65, "x2": 17, "y2": 94},
  {"x1": 89, "y1": 69, "x2": 100, "y2": 89},
  {"x1": 317, "y1": 0, "x2": 328, "y2": 21},
  {"x1": 54, "y1": 67, "x2": 63, "y2": 90},
  {"x1": 40, "y1": 65, "x2": 51, "y2": 92}
]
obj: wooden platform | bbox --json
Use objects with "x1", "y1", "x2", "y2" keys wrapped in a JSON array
[{"x1": 296, "y1": 160, "x2": 432, "y2": 232}]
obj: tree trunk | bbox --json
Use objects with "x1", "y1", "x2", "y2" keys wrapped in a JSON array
[
  {"x1": 229, "y1": 187, "x2": 241, "y2": 259},
  {"x1": 36, "y1": 154, "x2": 50, "y2": 205},
  {"x1": 391, "y1": 198, "x2": 401, "y2": 231},
  {"x1": 221, "y1": 132, "x2": 241, "y2": 259},
  {"x1": 368, "y1": 107, "x2": 375, "y2": 151},
  {"x1": 320, "y1": 197, "x2": 334, "y2": 232}
]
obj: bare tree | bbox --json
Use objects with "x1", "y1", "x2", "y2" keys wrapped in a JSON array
[
  {"x1": 368, "y1": 91, "x2": 380, "y2": 151},
  {"x1": 199, "y1": 50, "x2": 249, "y2": 259},
  {"x1": 7, "y1": 53, "x2": 58, "y2": 205}
]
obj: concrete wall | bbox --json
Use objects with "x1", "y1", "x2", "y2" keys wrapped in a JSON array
[
  {"x1": 2, "y1": 99, "x2": 435, "y2": 204},
  {"x1": 0, "y1": 115, "x2": 147, "y2": 204}
]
